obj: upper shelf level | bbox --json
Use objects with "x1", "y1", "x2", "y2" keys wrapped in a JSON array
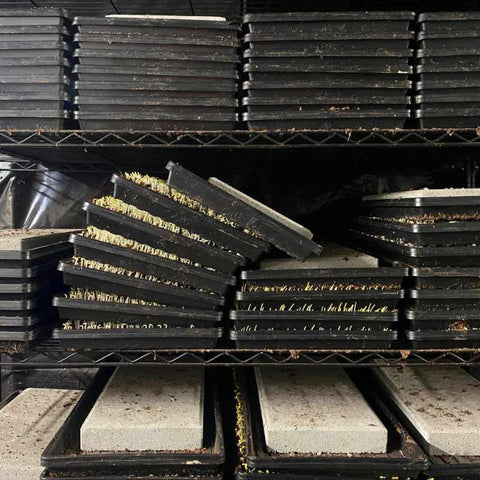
[{"x1": 1, "y1": 129, "x2": 480, "y2": 171}]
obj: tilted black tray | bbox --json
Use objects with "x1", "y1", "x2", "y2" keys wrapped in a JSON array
[
  {"x1": 111, "y1": 174, "x2": 269, "y2": 262},
  {"x1": 58, "y1": 260, "x2": 224, "y2": 310},
  {"x1": 230, "y1": 309, "x2": 398, "y2": 331},
  {"x1": 71, "y1": 233, "x2": 235, "y2": 296},
  {"x1": 83, "y1": 201, "x2": 245, "y2": 275},
  {"x1": 41, "y1": 368, "x2": 225, "y2": 471},
  {"x1": 236, "y1": 368, "x2": 427, "y2": 477},
  {"x1": 54, "y1": 327, "x2": 223, "y2": 350},
  {"x1": 166, "y1": 162, "x2": 323, "y2": 261},
  {"x1": 356, "y1": 217, "x2": 480, "y2": 247},
  {"x1": 53, "y1": 295, "x2": 222, "y2": 328}
]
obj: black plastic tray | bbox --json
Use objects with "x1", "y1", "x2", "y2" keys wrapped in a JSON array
[
  {"x1": 166, "y1": 162, "x2": 323, "y2": 261},
  {"x1": 0, "y1": 325, "x2": 49, "y2": 354},
  {"x1": 75, "y1": 22, "x2": 238, "y2": 40},
  {"x1": 55, "y1": 327, "x2": 223, "y2": 350},
  {"x1": 0, "y1": 241, "x2": 71, "y2": 265},
  {"x1": 0, "y1": 259, "x2": 63, "y2": 279},
  {"x1": 230, "y1": 309, "x2": 398, "y2": 331},
  {"x1": 244, "y1": 57, "x2": 412, "y2": 74},
  {"x1": 41, "y1": 368, "x2": 225, "y2": 470},
  {"x1": 71, "y1": 234, "x2": 235, "y2": 295},
  {"x1": 244, "y1": 117, "x2": 408, "y2": 130},
  {"x1": 75, "y1": 96, "x2": 236, "y2": 108},
  {"x1": 75, "y1": 55, "x2": 236, "y2": 71},
  {"x1": 230, "y1": 329, "x2": 398, "y2": 348},
  {"x1": 410, "y1": 267, "x2": 480, "y2": 290},
  {"x1": 235, "y1": 290, "x2": 403, "y2": 311},
  {"x1": 41, "y1": 472, "x2": 223, "y2": 480},
  {"x1": 0, "y1": 82, "x2": 69, "y2": 95},
  {"x1": 244, "y1": 19, "x2": 413, "y2": 37},
  {"x1": 243, "y1": 74, "x2": 411, "y2": 89},
  {"x1": 112, "y1": 174, "x2": 268, "y2": 262},
  {"x1": 0, "y1": 112, "x2": 70, "y2": 129},
  {"x1": 244, "y1": 44, "x2": 413, "y2": 58},
  {"x1": 417, "y1": 117, "x2": 480, "y2": 128},
  {"x1": 0, "y1": 25, "x2": 69, "y2": 34},
  {"x1": 240, "y1": 266, "x2": 407, "y2": 290},
  {"x1": 75, "y1": 41, "x2": 234, "y2": 57},
  {"x1": 244, "y1": 105, "x2": 410, "y2": 118},
  {"x1": 410, "y1": 289, "x2": 480, "y2": 310},
  {"x1": 244, "y1": 29, "x2": 413, "y2": 41},
  {"x1": 84, "y1": 201, "x2": 245, "y2": 275},
  {"x1": 73, "y1": 15, "x2": 238, "y2": 31},
  {"x1": 76, "y1": 116, "x2": 237, "y2": 131},
  {"x1": 244, "y1": 88, "x2": 410, "y2": 105},
  {"x1": 416, "y1": 56, "x2": 480, "y2": 73},
  {"x1": 360, "y1": 195, "x2": 480, "y2": 219},
  {"x1": 244, "y1": 12, "x2": 416, "y2": 21},
  {"x1": 73, "y1": 64, "x2": 238, "y2": 81},
  {"x1": 236, "y1": 368, "x2": 427, "y2": 476},
  {"x1": 405, "y1": 307, "x2": 480, "y2": 331},
  {"x1": 54, "y1": 295, "x2": 222, "y2": 328},
  {"x1": 0, "y1": 313, "x2": 44, "y2": 328},
  {"x1": 74, "y1": 48, "x2": 238, "y2": 63},
  {"x1": 356, "y1": 217, "x2": 480, "y2": 247},
  {"x1": 59, "y1": 260, "x2": 225, "y2": 310},
  {"x1": 415, "y1": 87, "x2": 480, "y2": 103},
  {"x1": 73, "y1": 32, "x2": 238, "y2": 48},
  {"x1": 417, "y1": 73, "x2": 480, "y2": 89},
  {"x1": 351, "y1": 230, "x2": 480, "y2": 267}
]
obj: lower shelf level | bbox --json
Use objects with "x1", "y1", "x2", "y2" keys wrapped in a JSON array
[{"x1": 1, "y1": 340, "x2": 479, "y2": 368}]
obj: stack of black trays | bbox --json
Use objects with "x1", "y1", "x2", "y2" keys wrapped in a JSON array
[
  {"x1": 0, "y1": 8, "x2": 72, "y2": 129},
  {"x1": 414, "y1": 12, "x2": 480, "y2": 128},
  {"x1": 234, "y1": 369, "x2": 428, "y2": 480},
  {"x1": 40, "y1": 368, "x2": 226, "y2": 480},
  {"x1": 55, "y1": 163, "x2": 322, "y2": 350},
  {"x1": 0, "y1": 230, "x2": 73, "y2": 354},
  {"x1": 72, "y1": 15, "x2": 240, "y2": 130},
  {"x1": 231, "y1": 263, "x2": 405, "y2": 349},
  {"x1": 352, "y1": 189, "x2": 480, "y2": 267},
  {"x1": 241, "y1": 12, "x2": 414, "y2": 130},
  {"x1": 406, "y1": 268, "x2": 480, "y2": 348}
]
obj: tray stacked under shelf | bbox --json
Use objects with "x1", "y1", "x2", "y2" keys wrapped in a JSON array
[
  {"x1": 406, "y1": 268, "x2": 480, "y2": 348},
  {"x1": 241, "y1": 11, "x2": 414, "y2": 130},
  {"x1": 41, "y1": 368, "x2": 226, "y2": 480},
  {"x1": 235, "y1": 368, "x2": 428, "y2": 480},
  {"x1": 72, "y1": 15, "x2": 240, "y2": 130},
  {"x1": 55, "y1": 163, "x2": 322, "y2": 350},
  {"x1": 0, "y1": 8, "x2": 72, "y2": 129},
  {"x1": 0, "y1": 230, "x2": 73, "y2": 354},
  {"x1": 230, "y1": 245, "x2": 405, "y2": 349},
  {"x1": 415, "y1": 12, "x2": 480, "y2": 128}
]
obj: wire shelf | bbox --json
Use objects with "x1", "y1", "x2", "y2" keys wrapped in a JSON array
[{"x1": 2, "y1": 341, "x2": 480, "y2": 368}]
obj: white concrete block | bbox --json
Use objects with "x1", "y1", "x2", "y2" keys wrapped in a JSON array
[
  {"x1": 208, "y1": 177, "x2": 313, "y2": 239},
  {"x1": 260, "y1": 243, "x2": 378, "y2": 270},
  {"x1": 255, "y1": 366, "x2": 387, "y2": 454},
  {"x1": 363, "y1": 188, "x2": 480, "y2": 201},
  {"x1": 0, "y1": 388, "x2": 82, "y2": 480},
  {"x1": 81, "y1": 366, "x2": 204, "y2": 452},
  {"x1": 374, "y1": 366, "x2": 480, "y2": 456}
]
